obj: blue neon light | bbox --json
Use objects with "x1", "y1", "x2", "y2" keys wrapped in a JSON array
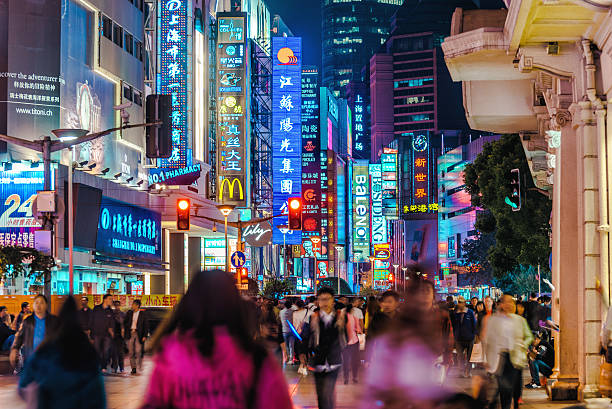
[{"x1": 272, "y1": 37, "x2": 302, "y2": 244}]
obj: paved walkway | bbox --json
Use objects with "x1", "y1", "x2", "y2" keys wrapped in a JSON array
[{"x1": 0, "y1": 360, "x2": 582, "y2": 408}]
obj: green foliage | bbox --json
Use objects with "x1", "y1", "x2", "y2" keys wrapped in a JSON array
[
  {"x1": 463, "y1": 135, "x2": 552, "y2": 278},
  {"x1": 0, "y1": 246, "x2": 55, "y2": 282},
  {"x1": 461, "y1": 230, "x2": 495, "y2": 286},
  {"x1": 359, "y1": 285, "x2": 378, "y2": 298},
  {"x1": 492, "y1": 265, "x2": 551, "y2": 296},
  {"x1": 261, "y1": 277, "x2": 295, "y2": 299}
]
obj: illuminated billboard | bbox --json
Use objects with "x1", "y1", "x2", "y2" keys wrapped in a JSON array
[
  {"x1": 158, "y1": 0, "x2": 190, "y2": 169},
  {"x1": 352, "y1": 160, "x2": 370, "y2": 262},
  {"x1": 216, "y1": 14, "x2": 249, "y2": 207},
  {"x1": 272, "y1": 37, "x2": 302, "y2": 244},
  {"x1": 402, "y1": 133, "x2": 438, "y2": 216},
  {"x1": 381, "y1": 149, "x2": 399, "y2": 219},
  {"x1": 369, "y1": 164, "x2": 387, "y2": 245}
]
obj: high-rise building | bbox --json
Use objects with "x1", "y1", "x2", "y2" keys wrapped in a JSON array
[{"x1": 321, "y1": 0, "x2": 403, "y2": 98}]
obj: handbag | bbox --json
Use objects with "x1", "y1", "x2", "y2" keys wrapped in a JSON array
[
  {"x1": 357, "y1": 333, "x2": 366, "y2": 351},
  {"x1": 470, "y1": 342, "x2": 484, "y2": 363}
]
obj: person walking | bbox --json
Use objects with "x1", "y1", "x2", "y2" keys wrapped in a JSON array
[
  {"x1": 78, "y1": 296, "x2": 92, "y2": 337},
  {"x1": 13, "y1": 301, "x2": 30, "y2": 331},
  {"x1": 17, "y1": 296, "x2": 105, "y2": 409},
  {"x1": 110, "y1": 300, "x2": 126, "y2": 374},
  {"x1": 280, "y1": 300, "x2": 295, "y2": 364},
  {"x1": 124, "y1": 299, "x2": 148, "y2": 375},
  {"x1": 10, "y1": 295, "x2": 58, "y2": 367},
  {"x1": 342, "y1": 299, "x2": 361, "y2": 384},
  {"x1": 308, "y1": 287, "x2": 346, "y2": 409},
  {"x1": 89, "y1": 294, "x2": 115, "y2": 373},
  {"x1": 367, "y1": 291, "x2": 399, "y2": 341},
  {"x1": 293, "y1": 299, "x2": 309, "y2": 376},
  {"x1": 484, "y1": 294, "x2": 533, "y2": 409},
  {"x1": 451, "y1": 296, "x2": 477, "y2": 377},
  {"x1": 140, "y1": 269, "x2": 292, "y2": 409}
]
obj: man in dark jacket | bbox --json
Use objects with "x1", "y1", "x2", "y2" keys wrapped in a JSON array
[
  {"x1": 78, "y1": 296, "x2": 92, "y2": 336},
  {"x1": 89, "y1": 294, "x2": 115, "y2": 372},
  {"x1": 9, "y1": 295, "x2": 58, "y2": 367},
  {"x1": 451, "y1": 296, "x2": 477, "y2": 377},
  {"x1": 123, "y1": 299, "x2": 148, "y2": 374},
  {"x1": 110, "y1": 300, "x2": 126, "y2": 373},
  {"x1": 13, "y1": 301, "x2": 30, "y2": 331},
  {"x1": 526, "y1": 331, "x2": 554, "y2": 389},
  {"x1": 524, "y1": 292, "x2": 542, "y2": 333},
  {"x1": 367, "y1": 290, "x2": 399, "y2": 341},
  {"x1": 309, "y1": 287, "x2": 345, "y2": 409}
]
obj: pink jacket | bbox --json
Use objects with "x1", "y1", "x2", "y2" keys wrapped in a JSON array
[{"x1": 141, "y1": 329, "x2": 293, "y2": 409}]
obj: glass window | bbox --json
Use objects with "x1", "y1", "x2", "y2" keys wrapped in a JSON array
[
  {"x1": 124, "y1": 32, "x2": 134, "y2": 55},
  {"x1": 133, "y1": 90, "x2": 142, "y2": 106},
  {"x1": 113, "y1": 23, "x2": 123, "y2": 47},
  {"x1": 123, "y1": 83, "x2": 133, "y2": 101},
  {"x1": 135, "y1": 40, "x2": 144, "y2": 61},
  {"x1": 101, "y1": 15, "x2": 113, "y2": 40}
]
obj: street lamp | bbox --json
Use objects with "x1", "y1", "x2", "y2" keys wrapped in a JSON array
[
  {"x1": 368, "y1": 255, "x2": 375, "y2": 288},
  {"x1": 216, "y1": 204, "x2": 235, "y2": 273},
  {"x1": 402, "y1": 267, "x2": 408, "y2": 292},
  {"x1": 392, "y1": 264, "x2": 399, "y2": 292},
  {"x1": 51, "y1": 129, "x2": 88, "y2": 295},
  {"x1": 335, "y1": 246, "x2": 344, "y2": 295},
  {"x1": 278, "y1": 225, "x2": 289, "y2": 277}
]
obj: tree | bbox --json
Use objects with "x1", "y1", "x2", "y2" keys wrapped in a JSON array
[
  {"x1": 492, "y1": 265, "x2": 551, "y2": 296},
  {"x1": 463, "y1": 134, "x2": 552, "y2": 279},
  {"x1": 0, "y1": 246, "x2": 56, "y2": 293},
  {"x1": 261, "y1": 277, "x2": 295, "y2": 299},
  {"x1": 461, "y1": 229, "x2": 495, "y2": 286}
]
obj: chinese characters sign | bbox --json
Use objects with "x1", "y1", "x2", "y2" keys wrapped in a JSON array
[
  {"x1": 353, "y1": 95, "x2": 365, "y2": 154},
  {"x1": 96, "y1": 197, "x2": 162, "y2": 260},
  {"x1": 272, "y1": 37, "x2": 302, "y2": 244},
  {"x1": 369, "y1": 164, "x2": 387, "y2": 245},
  {"x1": 301, "y1": 67, "x2": 321, "y2": 249},
  {"x1": 381, "y1": 149, "x2": 399, "y2": 219},
  {"x1": 403, "y1": 133, "x2": 437, "y2": 215},
  {"x1": 158, "y1": 0, "x2": 189, "y2": 169},
  {"x1": 352, "y1": 160, "x2": 370, "y2": 262},
  {"x1": 216, "y1": 14, "x2": 248, "y2": 207}
]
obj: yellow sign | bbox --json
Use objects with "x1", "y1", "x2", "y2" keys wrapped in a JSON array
[
  {"x1": 84, "y1": 294, "x2": 181, "y2": 309},
  {"x1": 218, "y1": 177, "x2": 244, "y2": 202}
]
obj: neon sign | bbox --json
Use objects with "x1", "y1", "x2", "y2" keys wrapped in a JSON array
[
  {"x1": 369, "y1": 164, "x2": 387, "y2": 245},
  {"x1": 272, "y1": 37, "x2": 302, "y2": 244},
  {"x1": 352, "y1": 160, "x2": 370, "y2": 262},
  {"x1": 354, "y1": 95, "x2": 364, "y2": 153}
]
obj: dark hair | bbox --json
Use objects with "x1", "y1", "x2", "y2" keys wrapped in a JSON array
[
  {"x1": 21, "y1": 302, "x2": 29, "y2": 309},
  {"x1": 0, "y1": 306, "x2": 6, "y2": 312},
  {"x1": 530, "y1": 292, "x2": 537, "y2": 299},
  {"x1": 102, "y1": 294, "x2": 113, "y2": 301},
  {"x1": 152, "y1": 269, "x2": 266, "y2": 361},
  {"x1": 284, "y1": 300, "x2": 293, "y2": 309},
  {"x1": 34, "y1": 294, "x2": 48, "y2": 304},
  {"x1": 295, "y1": 299, "x2": 305, "y2": 309},
  {"x1": 307, "y1": 296, "x2": 316, "y2": 304},
  {"x1": 37, "y1": 296, "x2": 99, "y2": 372},
  {"x1": 133, "y1": 299, "x2": 142, "y2": 307},
  {"x1": 317, "y1": 286, "x2": 335, "y2": 297},
  {"x1": 446, "y1": 295, "x2": 454, "y2": 302},
  {"x1": 381, "y1": 290, "x2": 399, "y2": 301}
]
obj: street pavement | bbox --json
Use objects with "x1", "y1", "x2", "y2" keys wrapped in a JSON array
[{"x1": 0, "y1": 359, "x2": 579, "y2": 409}]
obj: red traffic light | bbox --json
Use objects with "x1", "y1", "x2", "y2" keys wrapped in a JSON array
[
  {"x1": 388, "y1": 273, "x2": 394, "y2": 282},
  {"x1": 240, "y1": 267, "x2": 248, "y2": 277},
  {"x1": 288, "y1": 197, "x2": 302, "y2": 230},
  {"x1": 177, "y1": 198, "x2": 190, "y2": 230}
]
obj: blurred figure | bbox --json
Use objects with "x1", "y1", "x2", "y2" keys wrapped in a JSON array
[
  {"x1": 525, "y1": 331, "x2": 554, "y2": 389},
  {"x1": 258, "y1": 298, "x2": 284, "y2": 364},
  {"x1": 10, "y1": 295, "x2": 58, "y2": 367},
  {"x1": 110, "y1": 300, "x2": 125, "y2": 374},
  {"x1": 18, "y1": 296, "x2": 105, "y2": 409},
  {"x1": 89, "y1": 294, "x2": 115, "y2": 373},
  {"x1": 484, "y1": 294, "x2": 533, "y2": 409},
  {"x1": 0, "y1": 305, "x2": 12, "y2": 328},
  {"x1": 351, "y1": 297, "x2": 365, "y2": 331},
  {"x1": 124, "y1": 299, "x2": 148, "y2": 375},
  {"x1": 78, "y1": 296, "x2": 92, "y2": 337},
  {"x1": 445, "y1": 296, "x2": 456, "y2": 313},
  {"x1": 293, "y1": 299, "x2": 309, "y2": 375},
  {"x1": 368, "y1": 291, "x2": 399, "y2": 341},
  {"x1": 469, "y1": 297, "x2": 479, "y2": 312},
  {"x1": 309, "y1": 287, "x2": 345, "y2": 409},
  {"x1": 515, "y1": 301, "x2": 525, "y2": 317},
  {"x1": 451, "y1": 296, "x2": 477, "y2": 378},
  {"x1": 343, "y1": 298, "x2": 361, "y2": 384},
  {"x1": 365, "y1": 296, "x2": 379, "y2": 332},
  {"x1": 13, "y1": 301, "x2": 30, "y2": 331},
  {"x1": 362, "y1": 278, "x2": 452, "y2": 409},
  {"x1": 141, "y1": 270, "x2": 292, "y2": 409},
  {"x1": 280, "y1": 300, "x2": 295, "y2": 364},
  {"x1": 1, "y1": 312, "x2": 16, "y2": 351}
]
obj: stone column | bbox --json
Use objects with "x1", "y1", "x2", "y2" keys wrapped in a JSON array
[
  {"x1": 188, "y1": 237, "x2": 202, "y2": 285},
  {"x1": 169, "y1": 232, "x2": 187, "y2": 294}
]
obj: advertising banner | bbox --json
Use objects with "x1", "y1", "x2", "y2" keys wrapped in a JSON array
[
  {"x1": 272, "y1": 37, "x2": 302, "y2": 244},
  {"x1": 216, "y1": 14, "x2": 249, "y2": 205},
  {"x1": 0, "y1": 166, "x2": 49, "y2": 248},
  {"x1": 403, "y1": 133, "x2": 438, "y2": 216},
  {"x1": 369, "y1": 164, "x2": 387, "y2": 245},
  {"x1": 352, "y1": 160, "x2": 370, "y2": 262},
  {"x1": 96, "y1": 197, "x2": 162, "y2": 260},
  {"x1": 381, "y1": 149, "x2": 399, "y2": 219}
]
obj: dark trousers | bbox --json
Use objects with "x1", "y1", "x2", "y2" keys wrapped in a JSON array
[
  {"x1": 342, "y1": 343, "x2": 360, "y2": 382},
  {"x1": 94, "y1": 335, "x2": 112, "y2": 369},
  {"x1": 456, "y1": 340, "x2": 474, "y2": 373},
  {"x1": 314, "y1": 369, "x2": 339, "y2": 409},
  {"x1": 496, "y1": 353, "x2": 522, "y2": 409},
  {"x1": 110, "y1": 337, "x2": 125, "y2": 372},
  {"x1": 529, "y1": 359, "x2": 552, "y2": 385}
]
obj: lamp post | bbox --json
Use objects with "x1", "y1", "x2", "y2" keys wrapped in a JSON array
[
  {"x1": 335, "y1": 246, "x2": 343, "y2": 295},
  {"x1": 278, "y1": 226, "x2": 289, "y2": 277},
  {"x1": 368, "y1": 255, "x2": 375, "y2": 288},
  {"x1": 216, "y1": 204, "x2": 235, "y2": 273},
  {"x1": 402, "y1": 267, "x2": 408, "y2": 292},
  {"x1": 392, "y1": 264, "x2": 399, "y2": 292}
]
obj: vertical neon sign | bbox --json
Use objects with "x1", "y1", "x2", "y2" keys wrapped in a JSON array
[
  {"x1": 158, "y1": 0, "x2": 189, "y2": 169},
  {"x1": 272, "y1": 37, "x2": 302, "y2": 244}
]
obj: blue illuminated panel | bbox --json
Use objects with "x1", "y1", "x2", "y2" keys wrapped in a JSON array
[
  {"x1": 158, "y1": 0, "x2": 189, "y2": 169},
  {"x1": 272, "y1": 37, "x2": 302, "y2": 244}
]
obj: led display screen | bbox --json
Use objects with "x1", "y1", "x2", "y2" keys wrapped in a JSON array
[
  {"x1": 352, "y1": 160, "x2": 370, "y2": 262},
  {"x1": 369, "y1": 164, "x2": 387, "y2": 245}
]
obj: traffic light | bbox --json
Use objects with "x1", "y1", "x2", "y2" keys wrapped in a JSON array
[
  {"x1": 146, "y1": 94, "x2": 172, "y2": 158},
  {"x1": 504, "y1": 168, "x2": 521, "y2": 212},
  {"x1": 288, "y1": 197, "x2": 302, "y2": 230},
  {"x1": 388, "y1": 272, "x2": 394, "y2": 282},
  {"x1": 176, "y1": 198, "x2": 190, "y2": 230}
]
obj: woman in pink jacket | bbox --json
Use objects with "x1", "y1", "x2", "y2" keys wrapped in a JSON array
[{"x1": 140, "y1": 269, "x2": 293, "y2": 409}]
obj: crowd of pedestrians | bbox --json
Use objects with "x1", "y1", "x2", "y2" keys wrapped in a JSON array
[{"x1": 2, "y1": 269, "x2": 599, "y2": 409}]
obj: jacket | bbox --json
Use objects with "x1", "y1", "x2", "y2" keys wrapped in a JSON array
[
  {"x1": 12, "y1": 314, "x2": 58, "y2": 355},
  {"x1": 484, "y1": 312, "x2": 533, "y2": 373},
  {"x1": 18, "y1": 343, "x2": 105, "y2": 409},
  {"x1": 308, "y1": 309, "x2": 346, "y2": 368},
  {"x1": 140, "y1": 329, "x2": 292, "y2": 409},
  {"x1": 451, "y1": 309, "x2": 477, "y2": 342},
  {"x1": 89, "y1": 305, "x2": 114, "y2": 338},
  {"x1": 78, "y1": 308, "x2": 92, "y2": 333},
  {"x1": 524, "y1": 300, "x2": 543, "y2": 332},
  {"x1": 124, "y1": 309, "x2": 149, "y2": 342}
]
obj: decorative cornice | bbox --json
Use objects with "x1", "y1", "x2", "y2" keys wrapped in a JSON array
[{"x1": 442, "y1": 28, "x2": 507, "y2": 60}]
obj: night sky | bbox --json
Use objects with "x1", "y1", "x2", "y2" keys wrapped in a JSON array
[{"x1": 266, "y1": 0, "x2": 322, "y2": 68}]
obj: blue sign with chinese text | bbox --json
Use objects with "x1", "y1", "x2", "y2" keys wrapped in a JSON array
[
  {"x1": 96, "y1": 197, "x2": 162, "y2": 260},
  {"x1": 272, "y1": 37, "x2": 302, "y2": 244}
]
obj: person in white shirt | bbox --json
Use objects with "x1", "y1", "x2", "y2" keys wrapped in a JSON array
[{"x1": 350, "y1": 298, "x2": 365, "y2": 333}]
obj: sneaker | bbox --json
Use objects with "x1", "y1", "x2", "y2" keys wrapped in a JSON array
[
  {"x1": 131, "y1": 368, "x2": 137, "y2": 375},
  {"x1": 525, "y1": 383, "x2": 541, "y2": 389}
]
